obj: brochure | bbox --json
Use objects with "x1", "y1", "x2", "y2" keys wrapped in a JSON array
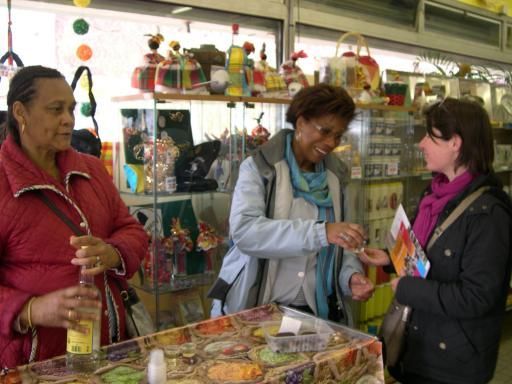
[{"x1": 387, "y1": 204, "x2": 430, "y2": 278}]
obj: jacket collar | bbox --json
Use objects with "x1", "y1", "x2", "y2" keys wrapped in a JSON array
[{"x1": 1, "y1": 134, "x2": 92, "y2": 197}]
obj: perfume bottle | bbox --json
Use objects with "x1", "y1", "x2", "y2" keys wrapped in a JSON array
[{"x1": 66, "y1": 263, "x2": 102, "y2": 373}]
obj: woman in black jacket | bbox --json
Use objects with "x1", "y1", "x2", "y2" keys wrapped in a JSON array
[{"x1": 360, "y1": 98, "x2": 512, "y2": 384}]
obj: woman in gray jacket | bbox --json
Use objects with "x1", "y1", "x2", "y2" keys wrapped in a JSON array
[
  {"x1": 360, "y1": 98, "x2": 512, "y2": 383},
  {"x1": 210, "y1": 84, "x2": 374, "y2": 324}
]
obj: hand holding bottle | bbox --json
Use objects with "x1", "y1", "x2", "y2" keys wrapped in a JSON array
[
  {"x1": 70, "y1": 235, "x2": 121, "y2": 275},
  {"x1": 20, "y1": 286, "x2": 101, "y2": 333}
]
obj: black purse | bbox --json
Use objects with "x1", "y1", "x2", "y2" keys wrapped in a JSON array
[{"x1": 70, "y1": 66, "x2": 102, "y2": 158}]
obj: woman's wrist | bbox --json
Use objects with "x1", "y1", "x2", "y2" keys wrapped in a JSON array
[{"x1": 19, "y1": 296, "x2": 38, "y2": 330}]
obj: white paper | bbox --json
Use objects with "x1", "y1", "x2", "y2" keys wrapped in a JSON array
[{"x1": 278, "y1": 316, "x2": 302, "y2": 336}]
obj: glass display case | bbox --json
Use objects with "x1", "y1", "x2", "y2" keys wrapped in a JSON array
[
  {"x1": 111, "y1": 93, "x2": 289, "y2": 329},
  {"x1": 341, "y1": 104, "x2": 420, "y2": 333}
]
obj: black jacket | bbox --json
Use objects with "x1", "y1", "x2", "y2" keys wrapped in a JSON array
[{"x1": 396, "y1": 173, "x2": 512, "y2": 384}]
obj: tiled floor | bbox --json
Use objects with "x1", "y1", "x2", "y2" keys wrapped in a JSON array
[{"x1": 490, "y1": 310, "x2": 512, "y2": 384}]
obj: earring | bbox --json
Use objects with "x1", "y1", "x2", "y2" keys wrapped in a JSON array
[
  {"x1": 21, "y1": 123, "x2": 26, "y2": 135},
  {"x1": 295, "y1": 130, "x2": 302, "y2": 141}
]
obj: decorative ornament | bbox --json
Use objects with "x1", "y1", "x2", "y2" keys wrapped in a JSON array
[
  {"x1": 73, "y1": 0, "x2": 91, "y2": 7},
  {"x1": 79, "y1": 74, "x2": 89, "y2": 90},
  {"x1": 80, "y1": 102, "x2": 92, "y2": 117},
  {"x1": 197, "y1": 221, "x2": 223, "y2": 274},
  {"x1": 73, "y1": 18, "x2": 89, "y2": 35},
  {"x1": 170, "y1": 218, "x2": 193, "y2": 276},
  {"x1": 76, "y1": 44, "x2": 93, "y2": 61}
]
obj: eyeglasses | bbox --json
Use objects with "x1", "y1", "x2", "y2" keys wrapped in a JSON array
[{"x1": 308, "y1": 120, "x2": 344, "y2": 145}]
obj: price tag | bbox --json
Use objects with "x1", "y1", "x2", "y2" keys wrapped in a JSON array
[
  {"x1": 351, "y1": 166, "x2": 362, "y2": 179},
  {"x1": 386, "y1": 162, "x2": 398, "y2": 176}
]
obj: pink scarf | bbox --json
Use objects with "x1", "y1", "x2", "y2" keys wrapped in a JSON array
[{"x1": 412, "y1": 171, "x2": 475, "y2": 248}]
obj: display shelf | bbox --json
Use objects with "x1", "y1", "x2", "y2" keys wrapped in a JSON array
[
  {"x1": 133, "y1": 273, "x2": 216, "y2": 294},
  {"x1": 119, "y1": 191, "x2": 230, "y2": 207}
]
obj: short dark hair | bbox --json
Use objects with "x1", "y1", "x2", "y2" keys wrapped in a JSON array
[
  {"x1": 424, "y1": 97, "x2": 494, "y2": 174},
  {"x1": 4, "y1": 65, "x2": 65, "y2": 145},
  {"x1": 286, "y1": 84, "x2": 356, "y2": 128}
]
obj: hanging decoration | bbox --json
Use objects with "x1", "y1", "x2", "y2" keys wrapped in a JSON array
[
  {"x1": 73, "y1": 0, "x2": 91, "y2": 7},
  {"x1": 76, "y1": 43, "x2": 93, "y2": 61},
  {"x1": 72, "y1": 18, "x2": 89, "y2": 35},
  {"x1": 1, "y1": 0, "x2": 24, "y2": 83},
  {"x1": 80, "y1": 102, "x2": 92, "y2": 117}
]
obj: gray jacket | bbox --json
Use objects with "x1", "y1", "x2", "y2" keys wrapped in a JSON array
[{"x1": 210, "y1": 129, "x2": 363, "y2": 325}]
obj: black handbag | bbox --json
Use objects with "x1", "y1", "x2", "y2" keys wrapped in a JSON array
[
  {"x1": 70, "y1": 66, "x2": 102, "y2": 158},
  {"x1": 112, "y1": 277, "x2": 155, "y2": 338},
  {"x1": 378, "y1": 186, "x2": 490, "y2": 367}
]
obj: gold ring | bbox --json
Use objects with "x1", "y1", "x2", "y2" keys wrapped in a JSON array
[{"x1": 68, "y1": 309, "x2": 73, "y2": 321}]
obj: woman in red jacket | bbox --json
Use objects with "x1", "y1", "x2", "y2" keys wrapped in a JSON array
[{"x1": 0, "y1": 66, "x2": 148, "y2": 367}]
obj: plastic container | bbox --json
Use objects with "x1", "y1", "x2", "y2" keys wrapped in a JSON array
[{"x1": 261, "y1": 318, "x2": 334, "y2": 353}]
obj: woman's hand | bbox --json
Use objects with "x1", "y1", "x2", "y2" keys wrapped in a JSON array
[
  {"x1": 357, "y1": 248, "x2": 391, "y2": 266},
  {"x1": 70, "y1": 235, "x2": 121, "y2": 275},
  {"x1": 21, "y1": 286, "x2": 101, "y2": 333},
  {"x1": 326, "y1": 222, "x2": 367, "y2": 251},
  {"x1": 349, "y1": 273, "x2": 375, "y2": 301}
]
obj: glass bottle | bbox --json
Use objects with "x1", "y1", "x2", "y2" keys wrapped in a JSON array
[{"x1": 66, "y1": 263, "x2": 102, "y2": 373}]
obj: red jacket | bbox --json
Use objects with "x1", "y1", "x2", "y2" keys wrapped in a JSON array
[{"x1": 0, "y1": 136, "x2": 148, "y2": 368}]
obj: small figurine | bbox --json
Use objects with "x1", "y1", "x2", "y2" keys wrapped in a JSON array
[
  {"x1": 144, "y1": 33, "x2": 165, "y2": 65},
  {"x1": 250, "y1": 112, "x2": 271, "y2": 147},
  {"x1": 131, "y1": 32, "x2": 165, "y2": 91},
  {"x1": 254, "y1": 43, "x2": 287, "y2": 97},
  {"x1": 155, "y1": 40, "x2": 183, "y2": 92},
  {"x1": 279, "y1": 50, "x2": 309, "y2": 96},
  {"x1": 196, "y1": 221, "x2": 223, "y2": 274},
  {"x1": 170, "y1": 218, "x2": 193, "y2": 276}
]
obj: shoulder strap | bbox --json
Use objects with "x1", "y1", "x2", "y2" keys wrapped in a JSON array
[
  {"x1": 71, "y1": 66, "x2": 99, "y2": 137},
  {"x1": 426, "y1": 186, "x2": 490, "y2": 251},
  {"x1": 36, "y1": 191, "x2": 84, "y2": 236}
]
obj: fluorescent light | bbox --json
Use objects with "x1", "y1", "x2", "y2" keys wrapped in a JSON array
[{"x1": 172, "y1": 6, "x2": 192, "y2": 15}]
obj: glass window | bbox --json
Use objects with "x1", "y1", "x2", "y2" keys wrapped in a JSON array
[
  {"x1": 0, "y1": 1, "x2": 281, "y2": 140},
  {"x1": 299, "y1": 0, "x2": 418, "y2": 29},
  {"x1": 295, "y1": 24, "x2": 420, "y2": 78},
  {"x1": 424, "y1": 2, "x2": 500, "y2": 47}
]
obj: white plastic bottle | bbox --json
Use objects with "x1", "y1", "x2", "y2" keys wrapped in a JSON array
[
  {"x1": 66, "y1": 264, "x2": 102, "y2": 373},
  {"x1": 147, "y1": 349, "x2": 167, "y2": 384}
]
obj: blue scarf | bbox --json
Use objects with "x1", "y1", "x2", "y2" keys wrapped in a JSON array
[{"x1": 285, "y1": 134, "x2": 335, "y2": 319}]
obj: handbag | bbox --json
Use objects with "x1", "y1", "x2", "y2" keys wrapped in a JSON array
[
  {"x1": 112, "y1": 277, "x2": 155, "y2": 338},
  {"x1": 70, "y1": 66, "x2": 102, "y2": 158},
  {"x1": 34, "y1": 190, "x2": 155, "y2": 338},
  {"x1": 378, "y1": 186, "x2": 490, "y2": 367}
]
